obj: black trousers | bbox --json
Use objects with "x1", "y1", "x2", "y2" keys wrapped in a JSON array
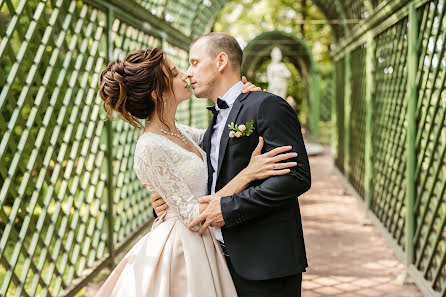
[{"x1": 221, "y1": 243, "x2": 302, "y2": 297}]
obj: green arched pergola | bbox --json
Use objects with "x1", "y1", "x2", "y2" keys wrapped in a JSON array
[
  {"x1": 0, "y1": 1, "x2": 444, "y2": 297},
  {"x1": 241, "y1": 30, "x2": 320, "y2": 139}
]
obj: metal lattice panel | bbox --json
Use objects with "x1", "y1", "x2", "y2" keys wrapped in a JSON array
[
  {"x1": 335, "y1": 59, "x2": 345, "y2": 172},
  {"x1": 370, "y1": 0, "x2": 383, "y2": 8},
  {"x1": 157, "y1": 0, "x2": 195, "y2": 37},
  {"x1": 318, "y1": 71, "x2": 333, "y2": 144},
  {"x1": 191, "y1": 97, "x2": 211, "y2": 129},
  {"x1": 0, "y1": 1, "x2": 109, "y2": 296},
  {"x1": 413, "y1": 1, "x2": 446, "y2": 294},
  {"x1": 330, "y1": 1, "x2": 446, "y2": 295},
  {"x1": 133, "y1": 0, "x2": 166, "y2": 17},
  {"x1": 341, "y1": 0, "x2": 368, "y2": 26},
  {"x1": 300, "y1": 0, "x2": 346, "y2": 39},
  {"x1": 348, "y1": 44, "x2": 367, "y2": 198},
  {"x1": 320, "y1": 81, "x2": 332, "y2": 123},
  {"x1": 371, "y1": 18, "x2": 408, "y2": 249},
  {"x1": 191, "y1": 0, "x2": 227, "y2": 39}
]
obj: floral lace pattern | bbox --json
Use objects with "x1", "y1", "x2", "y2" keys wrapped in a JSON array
[{"x1": 133, "y1": 125, "x2": 207, "y2": 230}]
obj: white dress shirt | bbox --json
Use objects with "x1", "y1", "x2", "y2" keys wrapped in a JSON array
[{"x1": 209, "y1": 81, "x2": 244, "y2": 243}]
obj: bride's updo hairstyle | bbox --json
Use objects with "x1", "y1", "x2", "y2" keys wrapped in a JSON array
[{"x1": 99, "y1": 48, "x2": 173, "y2": 128}]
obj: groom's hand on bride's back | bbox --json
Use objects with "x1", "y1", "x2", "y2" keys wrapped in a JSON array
[{"x1": 151, "y1": 192, "x2": 168, "y2": 217}]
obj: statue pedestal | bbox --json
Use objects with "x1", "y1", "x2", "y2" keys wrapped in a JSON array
[{"x1": 305, "y1": 142, "x2": 324, "y2": 156}]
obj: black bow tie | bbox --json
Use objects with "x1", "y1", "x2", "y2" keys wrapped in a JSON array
[
  {"x1": 206, "y1": 105, "x2": 219, "y2": 117},
  {"x1": 217, "y1": 97, "x2": 229, "y2": 109},
  {"x1": 206, "y1": 97, "x2": 229, "y2": 116}
]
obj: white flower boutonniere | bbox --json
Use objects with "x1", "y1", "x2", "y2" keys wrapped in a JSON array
[{"x1": 228, "y1": 120, "x2": 255, "y2": 138}]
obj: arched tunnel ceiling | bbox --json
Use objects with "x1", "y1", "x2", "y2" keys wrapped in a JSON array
[
  {"x1": 241, "y1": 31, "x2": 314, "y2": 81},
  {"x1": 131, "y1": 0, "x2": 383, "y2": 42}
]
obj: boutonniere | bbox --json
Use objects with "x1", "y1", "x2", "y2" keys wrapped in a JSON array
[{"x1": 228, "y1": 120, "x2": 255, "y2": 138}]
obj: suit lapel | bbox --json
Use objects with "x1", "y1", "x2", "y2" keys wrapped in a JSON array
[
  {"x1": 204, "y1": 113, "x2": 216, "y2": 193},
  {"x1": 216, "y1": 92, "x2": 249, "y2": 179}
]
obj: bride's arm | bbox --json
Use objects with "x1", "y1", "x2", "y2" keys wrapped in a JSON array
[
  {"x1": 214, "y1": 137, "x2": 296, "y2": 198},
  {"x1": 134, "y1": 143, "x2": 201, "y2": 231},
  {"x1": 188, "y1": 138, "x2": 297, "y2": 232}
]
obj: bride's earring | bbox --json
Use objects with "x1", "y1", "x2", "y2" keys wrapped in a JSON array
[{"x1": 163, "y1": 98, "x2": 166, "y2": 107}]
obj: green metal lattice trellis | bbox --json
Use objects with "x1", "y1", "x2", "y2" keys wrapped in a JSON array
[{"x1": 332, "y1": 1, "x2": 446, "y2": 296}]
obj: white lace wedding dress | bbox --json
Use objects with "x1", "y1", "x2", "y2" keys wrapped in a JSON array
[{"x1": 95, "y1": 124, "x2": 237, "y2": 297}]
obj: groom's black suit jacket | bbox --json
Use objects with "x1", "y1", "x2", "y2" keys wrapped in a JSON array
[{"x1": 203, "y1": 91, "x2": 311, "y2": 281}]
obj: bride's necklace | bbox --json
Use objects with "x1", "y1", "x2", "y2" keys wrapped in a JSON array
[{"x1": 147, "y1": 120, "x2": 187, "y2": 145}]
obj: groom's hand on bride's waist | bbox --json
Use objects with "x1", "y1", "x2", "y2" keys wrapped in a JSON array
[
  {"x1": 151, "y1": 192, "x2": 168, "y2": 217},
  {"x1": 199, "y1": 202, "x2": 209, "y2": 214},
  {"x1": 188, "y1": 195, "x2": 225, "y2": 234}
]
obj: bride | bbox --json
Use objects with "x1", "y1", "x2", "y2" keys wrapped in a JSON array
[{"x1": 95, "y1": 48, "x2": 297, "y2": 297}]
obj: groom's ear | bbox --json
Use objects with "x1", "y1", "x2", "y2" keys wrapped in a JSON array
[{"x1": 216, "y1": 52, "x2": 229, "y2": 73}]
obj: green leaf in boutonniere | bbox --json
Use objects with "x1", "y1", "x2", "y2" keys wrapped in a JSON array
[{"x1": 228, "y1": 120, "x2": 255, "y2": 138}]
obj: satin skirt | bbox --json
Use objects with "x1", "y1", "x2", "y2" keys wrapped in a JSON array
[{"x1": 95, "y1": 210, "x2": 238, "y2": 297}]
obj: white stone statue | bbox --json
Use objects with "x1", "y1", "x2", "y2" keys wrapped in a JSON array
[{"x1": 267, "y1": 47, "x2": 291, "y2": 99}]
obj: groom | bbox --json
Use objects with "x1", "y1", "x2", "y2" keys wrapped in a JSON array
[{"x1": 155, "y1": 32, "x2": 311, "y2": 297}]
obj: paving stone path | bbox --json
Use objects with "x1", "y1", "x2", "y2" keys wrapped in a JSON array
[{"x1": 301, "y1": 148, "x2": 423, "y2": 297}]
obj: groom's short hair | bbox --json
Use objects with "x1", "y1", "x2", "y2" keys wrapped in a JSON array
[{"x1": 191, "y1": 32, "x2": 243, "y2": 72}]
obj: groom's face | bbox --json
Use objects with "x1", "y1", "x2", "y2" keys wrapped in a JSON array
[{"x1": 186, "y1": 39, "x2": 217, "y2": 99}]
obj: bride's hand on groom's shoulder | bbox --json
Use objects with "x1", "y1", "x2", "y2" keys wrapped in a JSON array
[{"x1": 241, "y1": 76, "x2": 266, "y2": 93}]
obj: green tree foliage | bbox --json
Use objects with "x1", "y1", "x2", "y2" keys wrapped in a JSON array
[{"x1": 214, "y1": 0, "x2": 333, "y2": 64}]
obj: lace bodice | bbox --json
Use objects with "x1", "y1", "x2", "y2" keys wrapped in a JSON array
[{"x1": 133, "y1": 124, "x2": 207, "y2": 230}]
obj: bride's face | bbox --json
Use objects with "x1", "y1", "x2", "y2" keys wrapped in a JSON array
[{"x1": 164, "y1": 57, "x2": 191, "y2": 104}]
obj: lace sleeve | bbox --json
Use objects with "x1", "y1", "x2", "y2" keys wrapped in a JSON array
[
  {"x1": 177, "y1": 124, "x2": 205, "y2": 146},
  {"x1": 133, "y1": 143, "x2": 200, "y2": 230}
]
